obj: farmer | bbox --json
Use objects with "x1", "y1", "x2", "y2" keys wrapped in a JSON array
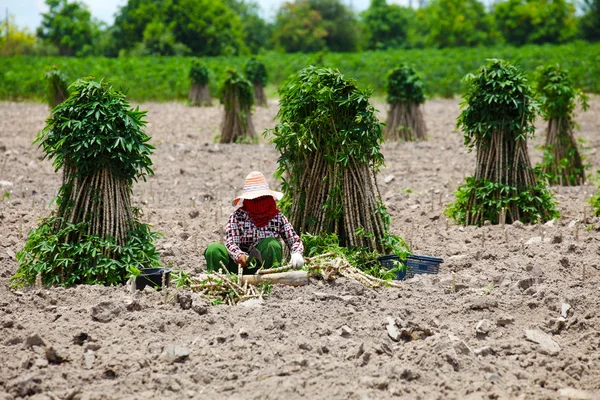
[{"x1": 204, "y1": 171, "x2": 304, "y2": 273}]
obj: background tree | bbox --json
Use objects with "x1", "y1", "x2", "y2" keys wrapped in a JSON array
[
  {"x1": 580, "y1": 0, "x2": 600, "y2": 42},
  {"x1": 273, "y1": 0, "x2": 359, "y2": 52},
  {"x1": 220, "y1": 69, "x2": 255, "y2": 143},
  {"x1": 384, "y1": 65, "x2": 427, "y2": 141},
  {"x1": 37, "y1": 0, "x2": 99, "y2": 56},
  {"x1": 535, "y1": 65, "x2": 589, "y2": 185},
  {"x1": 361, "y1": 0, "x2": 415, "y2": 50},
  {"x1": 446, "y1": 59, "x2": 559, "y2": 225},
  {"x1": 1, "y1": 15, "x2": 58, "y2": 56},
  {"x1": 245, "y1": 58, "x2": 268, "y2": 106},
  {"x1": 417, "y1": 0, "x2": 498, "y2": 48},
  {"x1": 494, "y1": 0, "x2": 577, "y2": 46},
  {"x1": 224, "y1": 0, "x2": 272, "y2": 53},
  {"x1": 273, "y1": 1, "x2": 328, "y2": 52},
  {"x1": 111, "y1": 0, "x2": 246, "y2": 56},
  {"x1": 271, "y1": 67, "x2": 404, "y2": 253},
  {"x1": 188, "y1": 60, "x2": 212, "y2": 106},
  {"x1": 12, "y1": 79, "x2": 161, "y2": 288},
  {"x1": 129, "y1": 20, "x2": 190, "y2": 56}
]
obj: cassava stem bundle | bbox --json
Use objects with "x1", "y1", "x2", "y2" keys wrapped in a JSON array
[
  {"x1": 220, "y1": 68, "x2": 255, "y2": 143},
  {"x1": 12, "y1": 79, "x2": 161, "y2": 288},
  {"x1": 446, "y1": 59, "x2": 559, "y2": 225},
  {"x1": 384, "y1": 65, "x2": 427, "y2": 141},
  {"x1": 188, "y1": 59, "x2": 212, "y2": 106},
  {"x1": 536, "y1": 65, "x2": 589, "y2": 186},
  {"x1": 270, "y1": 67, "x2": 400, "y2": 253},
  {"x1": 245, "y1": 58, "x2": 268, "y2": 107}
]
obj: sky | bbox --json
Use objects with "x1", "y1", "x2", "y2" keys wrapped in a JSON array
[{"x1": 1, "y1": 0, "x2": 411, "y2": 31}]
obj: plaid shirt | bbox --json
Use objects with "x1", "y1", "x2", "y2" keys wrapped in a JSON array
[{"x1": 224, "y1": 209, "x2": 304, "y2": 261}]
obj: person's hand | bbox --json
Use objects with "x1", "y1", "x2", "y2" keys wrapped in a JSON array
[
  {"x1": 291, "y1": 253, "x2": 304, "y2": 268},
  {"x1": 237, "y1": 254, "x2": 248, "y2": 267}
]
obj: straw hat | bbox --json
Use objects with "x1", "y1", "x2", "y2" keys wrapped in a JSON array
[{"x1": 232, "y1": 171, "x2": 283, "y2": 206}]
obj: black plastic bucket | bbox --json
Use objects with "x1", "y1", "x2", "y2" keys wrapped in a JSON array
[
  {"x1": 378, "y1": 255, "x2": 407, "y2": 280},
  {"x1": 135, "y1": 268, "x2": 172, "y2": 291}
]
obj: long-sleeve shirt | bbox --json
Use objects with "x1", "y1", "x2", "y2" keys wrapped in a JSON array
[{"x1": 224, "y1": 209, "x2": 304, "y2": 262}]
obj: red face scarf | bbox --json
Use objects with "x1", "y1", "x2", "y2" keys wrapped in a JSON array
[{"x1": 241, "y1": 196, "x2": 279, "y2": 227}]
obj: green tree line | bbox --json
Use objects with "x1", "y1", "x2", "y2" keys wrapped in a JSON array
[{"x1": 2, "y1": 0, "x2": 600, "y2": 57}]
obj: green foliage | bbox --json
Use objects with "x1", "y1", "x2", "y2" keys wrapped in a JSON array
[
  {"x1": 272, "y1": 66, "x2": 384, "y2": 174},
  {"x1": 2, "y1": 43, "x2": 600, "y2": 101},
  {"x1": 11, "y1": 217, "x2": 161, "y2": 288},
  {"x1": 581, "y1": 0, "x2": 600, "y2": 42},
  {"x1": 417, "y1": 0, "x2": 498, "y2": 48},
  {"x1": 224, "y1": 0, "x2": 272, "y2": 54},
  {"x1": 362, "y1": 0, "x2": 414, "y2": 50},
  {"x1": 591, "y1": 173, "x2": 600, "y2": 216},
  {"x1": 302, "y1": 232, "x2": 407, "y2": 281},
  {"x1": 457, "y1": 59, "x2": 538, "y2": 150},
  {"x1": 37, "y1": 0, "x2": 99, "y2": 56},
  {"x1": 536, "y1": 64, "x2": 589, "y2": 120},
  {"x1": 494, "y1": 0, "x2": 577, "y2": 46},
  {"x1": 130, "y1": 20, "x2": 190, "y2": 56},
  {"x1": 273, "y1": 0, "x2": 359, "y2": 53},
  {"x1": 44, "y1": 66, "x2": 69, "y2": 108},
  {"x1": 445, "y1": 176, "x2": 560, "y2": 225},
  {"x1": 386, "y1": 64, "x2": 425, "y2": 104},
  {"x1": 220, "y1": 68, "x2": 254, "y2": 109},
  {"x1": 112, "y1": 0, "x2": 247, "y2": 56},
  {"x1": 36, "y1": 78, "x2": 154, "y2": 184},
  {"x1": 244, "y1": 58, "x2": 267, "y2": 86},
  {"x1": 189, "y1": 59, "x2": 210, "y2": 85}
]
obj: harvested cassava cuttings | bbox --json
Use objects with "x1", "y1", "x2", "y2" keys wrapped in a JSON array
[
  {"x1": 188, "y1": 59, "x2": 212, "y2": 106},
  {"x1": 245, "y1": 58, "x2": 268, "y2": 107},
  {"x1": 446, "y1": 59, "x2": 559, "y2": 226},
  {"x1": 536, "y1": 65, "x2": 589, "y2": 186},
  {"x1": 188, "y1": 270, "x2": 268, "y2": 306},
  {"x1": 220, "y1": 68, "x2": 255, "y2": 143},
  {"x1": 45, "y1": 66, "x2": 68, "y2": 109},
  {"x1": 270, "y1": 68, "x2": 407, "y2": 254},
  {"x1": 12, "y1": 79, "x2": 161, "y2": 288},
  {"x1": 384, "y1": 64, "x2": 426, "y2": 141}
]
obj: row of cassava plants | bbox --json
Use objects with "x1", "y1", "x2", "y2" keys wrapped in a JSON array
[
  {"x1": 3, "y1": 43, "x2": 600, "y2": 102},
  {"x1": 12, "y1": 79, "x2": 161, "y2": 288}
]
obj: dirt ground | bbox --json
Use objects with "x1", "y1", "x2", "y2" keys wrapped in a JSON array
[{"x1": 0, "y1": 98, "x2": 599, "y2": 400}]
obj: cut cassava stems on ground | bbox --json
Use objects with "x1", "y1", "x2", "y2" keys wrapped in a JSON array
[
  {"x1": 446, "y1": 59, "x2": 559, "y2": 226},
  {"x1": 270, "y1": 66, "x2": 407, "y2": 255},
  {"x1": 219, "y1": 68, "x2": 255, "y2": 143},
  {"x1": 11, "y1": 79, "x2": 161, "y2": 288},
  {"x1": 535, "y1": 64, "x2": 589, "y2": 186},
  {"x1": 245, "y1": 57, "x2": 268, "y2": 107},
  {"x1": 384, "y1": 64, "x2": 427, "y2": 141},
  {"x1": 188, "y1": 59, "x2": 212, "y2": 106}
]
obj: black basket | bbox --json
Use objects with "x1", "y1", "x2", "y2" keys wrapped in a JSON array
[
  {"x1": 377, "y1": 255, "x2": 407, "y2": 280},
  {"x1": 135, "y1": 268, "x2": 172, "y2": 291},
  {"x1": 379, "y1": 254, "x2": 443, "y2": 280}
]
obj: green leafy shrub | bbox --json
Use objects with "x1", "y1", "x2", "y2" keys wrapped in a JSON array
[
  {"x1": 384, "y1": 64, "x2": 427, "y2": 141},
  {"x1": 386, "y1": 64, "x2": 425, "y2": 104},
  {"x1": 446, "y1": 59, "x2": 559, "y2": 225},
  {"x1": 189, "y1": 59, "x2": 210, "y2": 85},
  {"x1": 244, "y1": 57, "x2": 267, "y2": 86},
  {"x1": 535, "y1": 64, "x2": 589, "y2": 186},
  {"x1": 12, "y1": 78, "x2": 161, "y2": 288},
  {"x1": 269, "y1": 66, "x2": 406, "y2": 255},
  {"x1": 245, "y1": 57, "x2": 268, "y2": 106},
  {"x1": 219, "y1": 68, "x2": 255, "y2": 143},
  {"x1": 45, "y1": 66, "x2": 68, "y2": 108}
]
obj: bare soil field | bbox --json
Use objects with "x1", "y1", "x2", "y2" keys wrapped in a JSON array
[{"x1": 0, "y1": 98, "x2": 599, "y2": 400}]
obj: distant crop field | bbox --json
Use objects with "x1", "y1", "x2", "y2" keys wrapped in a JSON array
[{"x1": 1, "y1": 42, "x2": 599, "y2": 102}]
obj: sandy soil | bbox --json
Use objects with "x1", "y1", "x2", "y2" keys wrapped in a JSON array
[{"x1": 0, "y1": 98, "x2": 599, "y2": 400}]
